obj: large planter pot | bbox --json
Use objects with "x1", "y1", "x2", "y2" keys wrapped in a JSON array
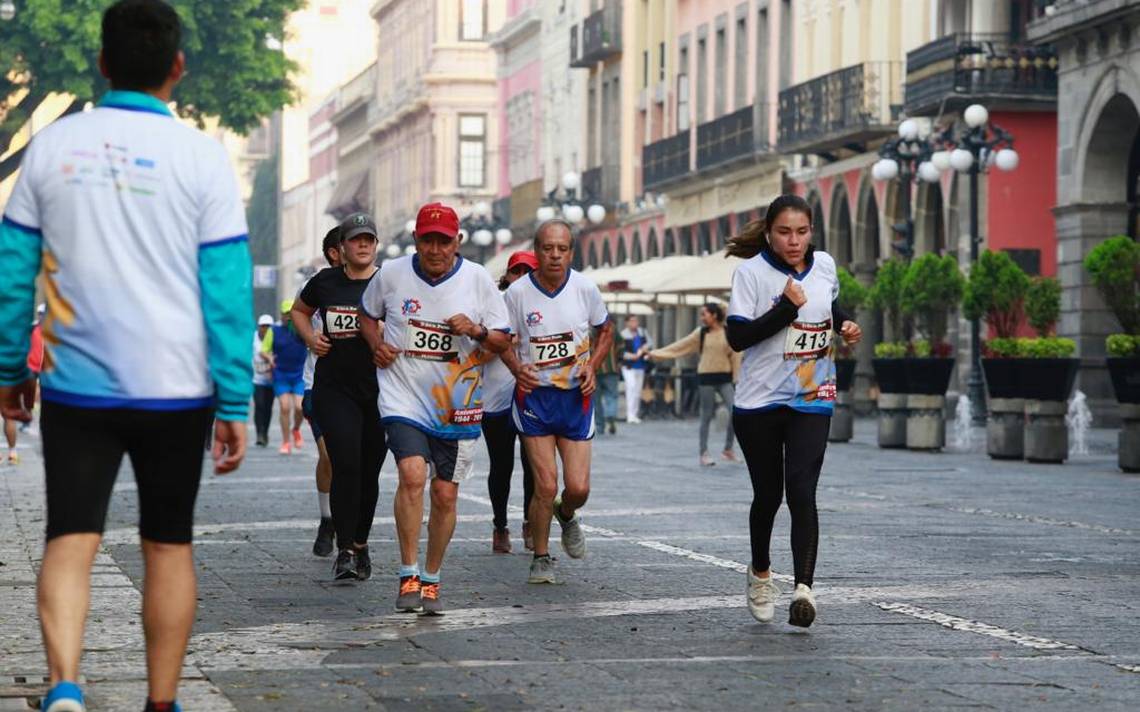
[
  {"x1": 1019, "y1": 358, "x2": 1080, "y2": 401},
  {"x1": 1024, "y1": 400, "x2": 1068, "y2": 464},
  {"x1": 1119, "y1": 403, "x2": 1140, "y2": 473},
  {"x1": 1107, "y1": 356, "x2": 1140, "y2": 404},
  {"x1": 828, "y1": 360, "x2": 858, "y2": 443},
  {"x1": 871, "y1": 359, "x2": 907, "y2": 448},
  {"x1": 903, "y1": 358, "x2": 953, "y2": 451},
  {"x1": 835, "y1": 359, "x2": 857, "y2": 392},
  {"x1": 903, "y1": 358, "x2": 955, "y2": 395}
]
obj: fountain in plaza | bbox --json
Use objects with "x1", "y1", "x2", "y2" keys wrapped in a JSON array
[
  {"x1": 1067, "y1": 390, "x2": 1092, "y2": 457},
  {"x1": 952, "y1": 394, "x2": 977, "y2": 452}
]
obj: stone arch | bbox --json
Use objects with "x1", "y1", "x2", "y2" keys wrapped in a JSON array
[
  {"x1": 697, "y1": 222, "x2": 712, "y2": 255},
  {"x1": 715, "y1": 215, "x2": 731, "y2": 251},
  {"x1": 1073, "y1": 63, "x2": 1140, "y2": 208},
  {"x1": 587, "y1": 240, "x2": 599, "y2": 268},
  {"x1": 914, "y1": 181, "x2": 946, "y2": 256},
  {"x1": 616, "y1": 233, "x2": 628, "y2": 264},
  {"x1": 854, "y1": 176, "x2": 882, "y2": 267},
  {"x1": 663, "y1": 228, "x2": 677, "y2": 256},
  {"x1": 601, "y1": 238, "x2": 613, "y2": 266},
  {"x1": 679, "y1": 226, "x2": 694, "y2": 255},
  {"x1": 806, "y1": 189, "x2": 826, "y2": 252},
  {"x1": 828, "y1": 182, "x2": 853, "y2": 265},
  {"x1": 647, "y1": 227, "x2": 660, "y2": 258},
  {"x1": 631, "y1": 229, "x2": 643, "y2": 263}
]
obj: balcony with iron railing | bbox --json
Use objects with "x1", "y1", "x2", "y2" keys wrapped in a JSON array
[
  {"x1": 569, "y1": 1, "x2": 622, "y2": 68},
  {"x1": 581, "y1": 164, "x2": 619, "y2": 207},
  {"x1": 778, "y1": 61, "x2": 903, "y2": 157},
  {"x1": 642, "y1": 129, "x2": 691, "y2": 192},
  {"x1": 904, "y1": 33, "x2": 1058, "y2": 116},
  {"x1": 696, "y1": 103, "x2": 771, "y2": 172}
]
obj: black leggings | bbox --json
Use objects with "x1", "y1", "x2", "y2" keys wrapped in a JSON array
[
  {"x1": 313, "y1": 386, "x2": 387, "y2": 547},
  {"x1": 481, "y1": 412, "x2": 534, "y2": 530},
  {"x1": 253, "y1": 384, "x2": 274, "y2": 442},
  {"x1": 734, "y1": 408, "x2": 831, "y2": 588}
]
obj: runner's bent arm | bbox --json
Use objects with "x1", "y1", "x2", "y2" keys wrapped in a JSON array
[
  {"x1": 290, "y1": 298, "x2": 329, "y2": 357},
  {"x1": 588, "y1": 319, "x2": 615, "y2": 373}
]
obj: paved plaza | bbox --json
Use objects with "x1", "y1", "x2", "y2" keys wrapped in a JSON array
[{"x1": 1, "y1": 415, "x2": 1137, "y2": 710}]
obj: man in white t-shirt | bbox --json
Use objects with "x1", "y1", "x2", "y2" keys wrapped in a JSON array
[
  {"x1": 503, "y1": 220, "x2": 613, "y2": 584},
  {"x1": 0, "y1": 3, "x2": 251, "y2": 710},
  {"x1": 359, "y1": 203, "x2": 510, "y2": 616}
]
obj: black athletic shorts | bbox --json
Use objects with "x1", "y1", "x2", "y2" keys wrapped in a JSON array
[
  {"x1": 384, "y1": 421, "x2": 477, "y2": 483},
  {"x1": 40, "y1": 402, "x2": 214, "y2": 543}
]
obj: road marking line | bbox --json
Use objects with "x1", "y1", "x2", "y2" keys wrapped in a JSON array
[
  {"x1": 936, "y1": 506, "x2": 1135, "y2": 536},
  {"x1": 874, "y1": 602, "x2": 1088, "y2": 652}
]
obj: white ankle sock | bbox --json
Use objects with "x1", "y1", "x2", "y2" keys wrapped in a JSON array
[{"x1": 318, "y1": 492, "x2": 331, "y2": 519}]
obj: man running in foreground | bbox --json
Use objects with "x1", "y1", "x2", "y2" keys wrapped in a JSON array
[{"x1": 0, "y1": 2, "x2": 251, "y2": 710}]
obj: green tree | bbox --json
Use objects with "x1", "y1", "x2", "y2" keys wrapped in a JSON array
[
  {"x1": 1083, "y1": 236, "x2": 1140, "y2": 335},
  {"x1": 963, "y1": 250, "x2": 1029, "y2": 338},
  {"x1": 0, "y1": 0, "x2": 300, "y2": 174},
  {"x1": 1025, "y1": 276, "x2": 1062, "y2": 338},
  {"x1": 868, "y1": 258, "x2": 908, "y2": 339},
  {"x1": 836, "y1": 267, "x2": 869, "y2": 313},
  {"x1": 900, "y1": 253, "x2": 965, "y2": 347}
]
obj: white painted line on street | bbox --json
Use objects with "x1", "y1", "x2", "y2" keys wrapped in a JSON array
[
  {"x1": 938, "y1": 506, "x2": 1135, "y2": 537},
  {"x1": 1114, "y1": 663, "x2": 1140, "y2": 674},
  {"x1": 874, "y1": 602, "x2": 1088, "y2": 652}
]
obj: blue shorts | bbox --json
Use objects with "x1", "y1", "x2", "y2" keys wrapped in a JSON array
[
  {"x1": 512, "y1": 386, "x2": 594, "y2": 441},
  {"x1": 273, "y1": 374, "x2": 305, "y2": 398},
  {"x1": 302, "y1": 389, "x2": 322, "y2": 441}
]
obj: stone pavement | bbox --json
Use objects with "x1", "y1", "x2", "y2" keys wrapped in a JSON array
[{"x1": 1, "y1": 414, "x2": 1138, "y2": 711}]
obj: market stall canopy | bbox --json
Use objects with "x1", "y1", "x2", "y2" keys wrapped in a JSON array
[
  {"x1": 652, "y1": 249, "x2": 743, "y2": 295},
  {"x1": 581, "y1": 255, "x2": 704, "y2": 293}
]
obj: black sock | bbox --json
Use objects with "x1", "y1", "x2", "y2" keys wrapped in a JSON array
[
  {"x1": 533, "y1": 553, "x2": 551, "y2": 561},
  {"x1": 145, "y1": 701, "x2": 176, "y2": 712}
]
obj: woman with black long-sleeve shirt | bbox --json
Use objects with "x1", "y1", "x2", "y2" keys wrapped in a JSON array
[{"x1": 725, "y1": 194, "x2": 862, "y2": 628}]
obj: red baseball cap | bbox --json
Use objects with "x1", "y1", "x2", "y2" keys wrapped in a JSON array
[
  {"x1": 507, "y1": 250, "x2": 538, "y2": 272},
  {"x1": 415, "y1": 203, "x2": 460, "y2": 240}
]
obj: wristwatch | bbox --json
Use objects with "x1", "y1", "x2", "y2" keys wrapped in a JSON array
[{"x1": 474, "y1": 324, "x2": 489, "y2": 342}]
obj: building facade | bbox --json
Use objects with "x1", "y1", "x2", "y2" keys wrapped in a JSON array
[{"x1": 1030, "y1": 0, "x2": 1140, "y2": 421}]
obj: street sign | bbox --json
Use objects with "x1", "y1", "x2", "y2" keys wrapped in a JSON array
[{"x1": 253, "y1": 265, "x2": 278, "y2": 289}]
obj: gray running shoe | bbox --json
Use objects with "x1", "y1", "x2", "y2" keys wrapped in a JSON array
[
  {"x1": 420, "y1": 581, "x2": 443, "y2": 616},
  {"x1": 554, "y1": 496, "x2": 587, "y2": 559},
  {"x1": 396, "y1": 575, "x2": 422, "y2": 612},
  {"x1": 528, "y1": 555, "x2": 556, "y2": 584}
]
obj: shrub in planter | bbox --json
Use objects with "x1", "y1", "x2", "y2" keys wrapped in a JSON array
[
  {"x1": 1085, "y1": 237, "x2": 1140, "y2": 405},
  {"x1": 835, "y1": 267, "x2": 867, "y2": 362},
  {"x1": 869, "y1": 258, "x2": 908, "y2": 340},
  {"x1": 1107, "y1": 334, "x2": 1138, "y2": 357},
  {"x1": 964, "y1": 250, "x2": 1029, "y2": 339},
  {"x1": 1105, "y1": 335, "x2": 1140, "y2": 403},
  {"x1": 901, "y1": 253, "x2": 965, "y2": 354},
  {"x1": 1026, "y1": 277, "x2": 1061, "y2": 337}
]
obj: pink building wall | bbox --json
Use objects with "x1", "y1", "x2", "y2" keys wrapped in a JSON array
[{"x1": 496, "y1": 58, "x2": 543, "y2": 197}]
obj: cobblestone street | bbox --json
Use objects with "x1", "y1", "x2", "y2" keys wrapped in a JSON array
[{"x1": 2, "y1": 416, "x2": 1138, "y2": 710}]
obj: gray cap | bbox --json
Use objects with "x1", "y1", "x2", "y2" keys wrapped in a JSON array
[{"x1": 339, "y1": 212, "x2": 377, "y2": 241}]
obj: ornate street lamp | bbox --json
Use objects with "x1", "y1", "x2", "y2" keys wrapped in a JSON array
[
  {"x1": 535, "y1": 170, "x2": 607, "y2": 227},
  {"x1": 0, "y1": 2, "x2": 16, "y2": 21}
]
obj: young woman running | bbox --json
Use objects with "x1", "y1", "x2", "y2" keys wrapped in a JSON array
[
  {"x1": 648, "y1": 302, "x2": 741, "y2": 466},
  {"x1": 482, "y1": 250, "x2": 538, "y2": 552},
  {"x1": 291, "y1": 213, "x2": 386, "y2": 581},
  {"x1": 725, "y1": 194, "x2": 862, "y2": 628}
]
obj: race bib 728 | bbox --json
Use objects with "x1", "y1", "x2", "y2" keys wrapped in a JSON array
[{"x1": 529, "y1": 332, "x2": 576, "y2": 370}]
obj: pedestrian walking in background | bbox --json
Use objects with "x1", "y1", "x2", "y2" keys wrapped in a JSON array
[
  {"x1": 620, "y1": 315, "x2": 652, "y2": 423},
  {"x1": 649, "y1": 302, "x2": 741, "y2": 466},
  {"x1": 725, "y1": 194, "x2": 862, "y2": 629},
  {"x1": 593, "y1": 317, "x2": 624, "y2": 436},
  {"x1": 0, "y1": 2, "x2": 253, "y2": 709},
  {"x1": 252, "y1": 314, "x2": 275, "y2": 447}
]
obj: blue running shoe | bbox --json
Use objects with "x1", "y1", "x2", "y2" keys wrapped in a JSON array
[{"x1": 42, "y1": 681, "x2": 85, "y2": 712}]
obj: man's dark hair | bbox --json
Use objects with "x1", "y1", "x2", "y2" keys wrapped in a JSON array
[
  {"x1": 102, "y1": 0, "x2": 182, "y2": 91},
  {"x1": 322, "y1": 227, "x2": 341, "y2": 266}
]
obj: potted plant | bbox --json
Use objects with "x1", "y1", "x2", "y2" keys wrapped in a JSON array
[
  {"x1": 898, "y1": 254, "x2": 965, "y2": 450},
  {"x1": 1019, "y1": 276, "x2": 1079, "y2": 464},
  {"x1": 829, "y1": 268, "x2": 868, "y2": 443},
  {"x1": 966, "y1": 249, "x2": 1030, "y2": 400},
  {"x1": 1084, "y1": 236, "x2": 1140, "y2": 472},
  {"x1": 868, "y1": 259, "x2": 910, "y2": 448}
]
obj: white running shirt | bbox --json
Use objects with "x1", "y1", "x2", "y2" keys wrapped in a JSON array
[
  {"x1": 504, "y1": 270, "x2": 609, "y2": 391},
  {"x1": 360, "y1": 255, "x2": 509, "y2": 439},
  {"x1": 728, "y1": 250, "x2": 839, "y2": 414},
  {"x1": 481, "y1": 293, "x2": 515, "y2": 415}
]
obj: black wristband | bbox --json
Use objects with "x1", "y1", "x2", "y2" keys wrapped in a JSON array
[{"x1": 474, "y1": 324, "x2": 489, "y2": 342}]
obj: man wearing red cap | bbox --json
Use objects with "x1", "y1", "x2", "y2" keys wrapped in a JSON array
[{"x1": 359, "y1": 202, "x2": 511, "y2": 615}]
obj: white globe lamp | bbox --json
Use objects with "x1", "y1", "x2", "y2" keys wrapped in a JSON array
[
  {"x1": 474, "y1": 201, "x2": 491, "y2": 217},
  {"x1": 562, "y1": 171, "x2": 581, "y2": 192},
  {"x1": 917, "y1": 161, "x2": 942, "y2": 183},
  {"x1": 562, "y1": 204, "x2": 585, "y2": 225},
  {"x1": 875, "y1": 158, "x2": 899, "y2": 181},
  {"x1": 994, "y1": 148, "x2": 1019, "y2": 172},
  {"x1": 949, "y1": 148, "x2": 975, "y2": 172},
  {"x1": 587, "y1": 204, "x2": 607, "y2": 224},
  {"x1": 0, "y1": 2, "x2": 15, "y2": 21},
  {"x1": 535, "y1": 205, "x2": 556, "y2": 223},
  {"x1": 404, "y1": 244, "x2": 417, "y2": 256},
  {"x1": 495, "y1": 228, "x2": 513, "y2": 246},
  {"x1": 898, "y1": 119, "x2": 919, "y2": 141},
  {"x1": 473, "y1": 228, "x2": 494, "y2": 247},
  {"x1": 405, "y1": 219, "x2": 416, "y2": 235},
  {"x1": 930, "y1": 150, "x2": 951, "y2": 172},
  {"x1": 964, "y1": 104, "x2": 989, "y2": 129},
  {"x1": 385, "y1": 243, "x2": 401, "y2": 259}
]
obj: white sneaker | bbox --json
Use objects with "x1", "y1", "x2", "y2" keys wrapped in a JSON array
[
  {"x1": 789, "y1": 583, "x2": 816, "y2": 628},
  {"x1": 746, "y1": 565, "x2": 780, "y2": 622}
]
